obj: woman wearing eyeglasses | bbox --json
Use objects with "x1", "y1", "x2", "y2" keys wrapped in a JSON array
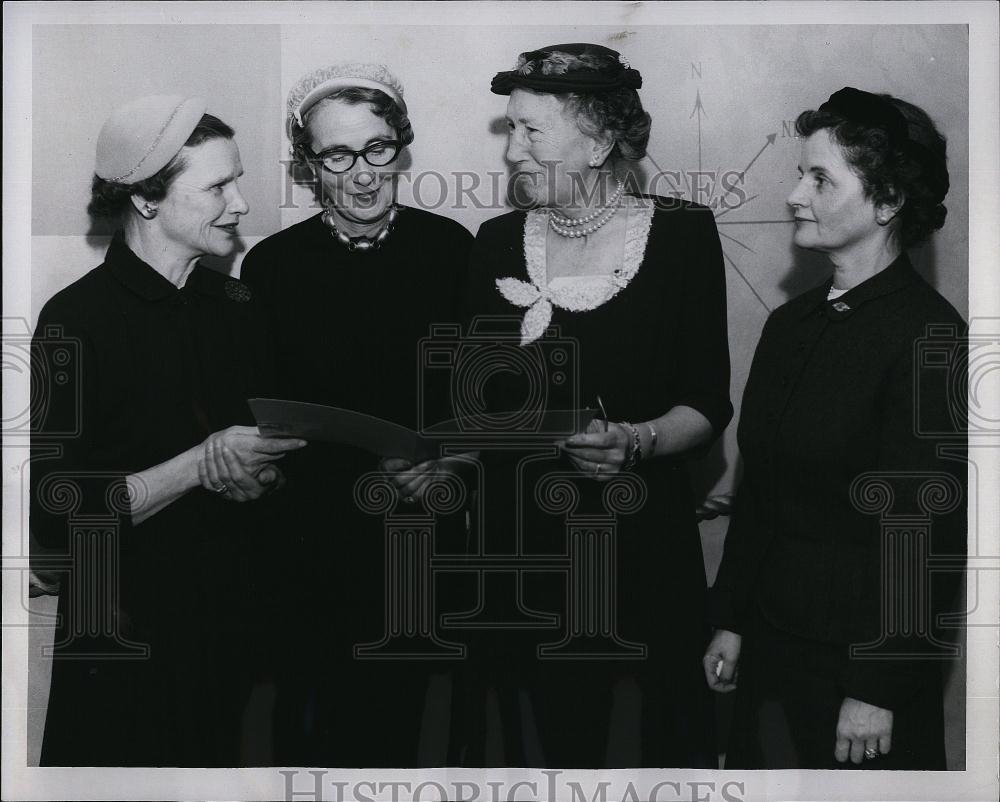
[{"x1": 239, "y1": 63, "x2": 472, "y2": 766}]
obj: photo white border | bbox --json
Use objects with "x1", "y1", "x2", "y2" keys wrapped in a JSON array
[{"x1": 3, "y1": 2, "x2": 997, "y2": 801}]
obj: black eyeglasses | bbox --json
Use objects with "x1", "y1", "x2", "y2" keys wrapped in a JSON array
[{"x1": 304, "y1": 140, "x2": 402, "y2": 174}]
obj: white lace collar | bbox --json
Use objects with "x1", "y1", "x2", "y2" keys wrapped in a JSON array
[{"x1": 496, "y1": 196, "x2": 654, "y2": 345}]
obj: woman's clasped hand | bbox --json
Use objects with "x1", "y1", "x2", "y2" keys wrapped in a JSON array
[
  {"x1": 198, "y1": 426, "x2": 307, "y2": 501},
  {"x1": 381, "y1": 455, "x2": 469, "y2": 502},
  {"x1": 560, "y1": 419, "x2": 632, "y2": 480}
]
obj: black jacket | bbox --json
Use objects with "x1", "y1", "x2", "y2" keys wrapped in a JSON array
[
  {"x1": 711, "y1": 253, "x2": 967, "y2": 711},
  {"x1": 31, "y1": 233, "x2": 274, "y2": 765}
]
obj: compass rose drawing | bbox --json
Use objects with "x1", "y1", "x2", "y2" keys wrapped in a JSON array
[{"x1": 642, "y1": 88, "x2": 796, "y2": 315}]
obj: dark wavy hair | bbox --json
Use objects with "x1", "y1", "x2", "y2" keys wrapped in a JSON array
[
  {"x1": 289, "y1": 87, "x2": 413, "y2": 169},
  {"x1": 88, "y1": 113, "x2": 235, "y2": 219},
  {"x1": 795, "y1": 96, "x2": 949, "y2": 248}
]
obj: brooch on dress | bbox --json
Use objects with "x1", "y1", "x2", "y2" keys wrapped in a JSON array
[{"x1": 224, "y1": 279, "x2": 252, "y2": 303}]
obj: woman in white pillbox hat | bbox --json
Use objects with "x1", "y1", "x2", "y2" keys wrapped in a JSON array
[
  {"x1": 31, "y1": 95, "x2": 305, "y2": 765},
  {"x1": 240, "y1": 64, "x2": 473, "y2": 766}
]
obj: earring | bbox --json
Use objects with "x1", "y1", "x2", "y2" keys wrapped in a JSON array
[{"x1": 142, "y1": 204, "x2": 157, "y2": 219}]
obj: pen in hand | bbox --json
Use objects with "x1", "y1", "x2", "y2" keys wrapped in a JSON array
[{"x1": 596, "y1": 395, "x2": 609, "y2": 433}]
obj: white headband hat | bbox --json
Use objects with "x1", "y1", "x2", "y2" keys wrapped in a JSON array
[
  {"x1": 95, "y1": 95, "x2": 207, "y2": 183},
  {"x1": 287, "y1": 62, "x2": 406, "y2": 132}
]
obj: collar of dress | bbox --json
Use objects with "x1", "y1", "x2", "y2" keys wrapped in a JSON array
[{"x1": 496, "y1": 196, "x2": 655, "y2": 345}]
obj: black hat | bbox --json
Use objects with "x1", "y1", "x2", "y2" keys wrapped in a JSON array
[
  {"x1": 819, "y1": 87, "x2": 909, "y2": 141},
  {"x1": 819, "y1": 87, "x2": 949, "y2": 201},
  {"x1": 491, "y1": 43, "x2": 642, "y2": 95}
]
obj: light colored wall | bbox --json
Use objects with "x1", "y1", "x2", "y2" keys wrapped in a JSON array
[
  {"x1": 30, "y1": 24, "x2": 969, "y2": 498},
  {"x1": 32, "y1": 24, "x2": 283, "y2": 239}
]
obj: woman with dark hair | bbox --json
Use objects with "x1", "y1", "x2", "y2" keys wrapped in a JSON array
[
  {"x1": 455, "y1": 43, "x2": 732, "y2": 767},
  {"x1": 239, "y1": 63, "x2": 473, "y2": 766},
  {"x1": 704, "y1": 87, "x2": 967, "y2": 769},
  {"x1": 31, "y1": 95, "x2": 305, "y2": 766}
]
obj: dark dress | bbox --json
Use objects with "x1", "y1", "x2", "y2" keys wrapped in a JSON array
[
  {"x1": 31, "y1": 233, "x2": 274, "y2": 766},
  {"x1": 710, "y1": 253, "x2": 967, "y2": 769},
  {"x1": 453, "y1": 196, "x2": 732, "y2": 767},
  {"x1": 239, "y1": 206, "x2": 473, "y2": 766}
]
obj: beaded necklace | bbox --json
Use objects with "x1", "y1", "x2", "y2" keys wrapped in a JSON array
[{"x1": 322, "y1": 205, "x2": 400, "y2": 252}]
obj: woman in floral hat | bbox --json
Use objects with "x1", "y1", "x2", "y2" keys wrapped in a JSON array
[{"x1": 453, "y1": 43, "x2": 732, "y2": 767}]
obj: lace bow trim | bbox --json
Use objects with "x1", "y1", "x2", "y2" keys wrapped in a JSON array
[{"x1": 495, "y1": 196, "x2": 654, "y2": 345}]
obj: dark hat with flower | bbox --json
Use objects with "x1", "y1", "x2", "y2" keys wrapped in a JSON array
[{"x1": 491, "y1": 43, "x2": 642, "y2": 95}]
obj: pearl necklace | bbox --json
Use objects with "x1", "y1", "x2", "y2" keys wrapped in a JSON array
[
  {"x1": 548, "y1": 178, "x2": 625, "y2": 239},
  {"x1": 322, "y1": 206, "x2": 399, "y2": 252}
]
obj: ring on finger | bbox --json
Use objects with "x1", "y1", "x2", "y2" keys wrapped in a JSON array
[
  {"x1": 863, "y1": 747, "x2": 879, "y2": 760},
  {"x1": 212, "y1": 483, "x2": 230, "y2": 494},
  {"x1": 595, "y1": 463, "x2": 602, "y2": 475}
]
